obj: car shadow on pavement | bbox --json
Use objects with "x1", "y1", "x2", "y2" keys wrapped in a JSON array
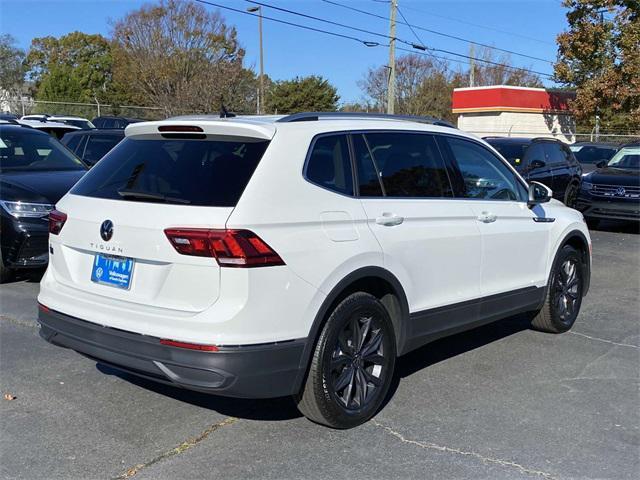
[
  {"x1": 96, "y1": 363, "x2": 304, "y2": 421},
  {"x1": 5, "y1": 268, "x2": 46, "y2": 284},
  {"x1": 380, "y1": 313, "x2": 533, "y2": 412},
  {"x1": 96, "y1": 313, "x2": 533, "y2": 423}
]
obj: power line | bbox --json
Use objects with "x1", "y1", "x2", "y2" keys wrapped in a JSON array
[
  {"x1": 399, "y1": 3, "x2": 556, "y2": 47},
  {"x1": 396, "y1": 46, "x2": 553, "y2": 79},
  {"x1": 396, "y1": 5, "x2": 426, "y2": 50},
  {"x1": 243, "y1": 0, "x2": 424, "y2": 50},
  {"x1": 321, "y1": 0, "x2": 554, "y2": 65},
  {"x1": 193, "y1": 0, "x2": 386, "y2": 48},
  {"x1": 197, "y1": 0, "x2": 553, "y2": 79}
]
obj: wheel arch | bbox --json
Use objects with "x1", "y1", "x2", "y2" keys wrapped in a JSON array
[
  {"x1": 293, "y1": 266, "x2": 410, "y2": 393},
  {"x1": 558, "y1": 229, "x2": 591, "y2": 296}
]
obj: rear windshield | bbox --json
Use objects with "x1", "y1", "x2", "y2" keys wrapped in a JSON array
[{"x1": 71, "y1": 137, "x2": 269, "y2": 206}]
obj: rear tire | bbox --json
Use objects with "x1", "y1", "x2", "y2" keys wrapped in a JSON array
[
  {"x1": 0, "y1": 252, "x2": 14, "y2": 284},
  {"x1": 295, "y1": 292, "x2": 396, "y2": 429},
  {"x1": 530, "y1": 245, "x2": 584, "y2": 333}
]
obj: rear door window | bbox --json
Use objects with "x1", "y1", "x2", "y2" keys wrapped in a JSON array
[
  {"x1": 71, "y1": 137, "x2": 269, "y2": 207},
  {"x1": 305, "y1": 134, "x2": 354, "y2": 196},
  {"x1": 363, "y1": 132, "x2": 453, "y2": 198}
]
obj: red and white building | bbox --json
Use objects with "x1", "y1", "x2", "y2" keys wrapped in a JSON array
[{"x1": 452, "y1": 85, "x2": 576, "y2": 143}]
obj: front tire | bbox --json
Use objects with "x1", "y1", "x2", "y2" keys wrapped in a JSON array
[
  {"x1": 564, "y1": 182, "x2": 579, "y2": 208},
  {"x1": 530, "y1": 245, "x2": 584, "y2": 333},
  {"x1": 0, "y1": 252, "x2": 14, "y2": 284},
  {"x1": 296, "y1": 292, "x2": 396, "y2": 429}
]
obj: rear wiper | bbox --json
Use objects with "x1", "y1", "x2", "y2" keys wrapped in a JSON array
[{"x1": 117, "y1": 189, "x2": 191, "y2": 204}]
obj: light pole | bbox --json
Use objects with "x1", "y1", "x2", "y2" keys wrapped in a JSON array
[{"x1": 247, "y1": 6, "x2": 264, "y2": 115}]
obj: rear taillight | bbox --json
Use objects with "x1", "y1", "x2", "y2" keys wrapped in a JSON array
[
  {"x1": 49, "y1": 209, "x2": 67, "y2": 235},
  {"x1": 164, "y1": 228, "x2": 285, "y2": 267},
  {"x1": 160, "y1": 339, "x2": 219, "y2": 352}
]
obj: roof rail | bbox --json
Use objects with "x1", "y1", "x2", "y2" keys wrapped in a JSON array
[{"x1": 276, "y1": 112, "x2": 456, "y2": 128}]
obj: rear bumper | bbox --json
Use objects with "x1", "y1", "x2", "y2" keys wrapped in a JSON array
[
  {"x1": 38, "y1": 306, "x2": 306, "y2": 398},
  {"x1": 576, "y1": 194, "x2": 640, "y2": 221}
]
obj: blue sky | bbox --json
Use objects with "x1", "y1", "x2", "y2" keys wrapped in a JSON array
[{"x1": 1, "y1": 0, "x2": 568, "y2": 104}]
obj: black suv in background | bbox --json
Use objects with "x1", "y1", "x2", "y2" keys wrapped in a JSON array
[
  {"x1": 91, "y1": 116, "x2": 143, "y2": 129},
  {"x1": 0, "y1": 124, "x2": 87, "y2": 281},
  {"x1": 485, "y1": 137, "x2": 582, "y2": 207},
  {"x1": 577, "y1": 141, "x2": 640, "y2": 227},
  {"x1": 61, "y1": 129, "x2": 125, "y2": 166}
]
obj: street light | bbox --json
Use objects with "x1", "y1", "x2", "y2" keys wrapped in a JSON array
[{"x1": 247, "y1": 6, "x2": 264, "y2": 115}]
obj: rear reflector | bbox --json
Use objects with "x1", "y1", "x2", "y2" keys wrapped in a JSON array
[
  {"x1": 38, "y1": 302, "x2": 50, "y2": 313},
  {"x1": 157, "y1": 125, "x2": 204, "y2": 132},
  {"x1": 160, "y1": 339, "x2": 219, "y2": 352},
  {"x1": 49, "y1": 209, "x2": 67, "y2": 235},
  {"x1": 164, "y1": 228, "x2": 285, "y2": 267}
]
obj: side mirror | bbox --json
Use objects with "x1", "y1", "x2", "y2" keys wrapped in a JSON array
[
  {"x1": 595, "y1": 160, "x2": 607, "y2": 168},
  {"x1": 529, "y1": 159, "x2": 546, "y2": 170},
  {"x1": 528, "y1": 181, "x2": 552, "y2": 208}
]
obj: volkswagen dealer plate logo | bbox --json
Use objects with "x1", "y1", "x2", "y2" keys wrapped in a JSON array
[
  {"x1": 100, "y1": 220, "x2": 114, "y2": 241},
  {"x1": 616, "y1": 187, "x2": 626, "y2": 196}
]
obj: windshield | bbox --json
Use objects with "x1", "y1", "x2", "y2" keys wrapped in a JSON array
[
  {"x1": 487, "y1": 141, "x2": 528, "y2": 168},
  {"x1": 607, "y1": 146, "x2": 640, "y2": 169},
  {"x1": 71, "y1": 136, "x2": 269, "y2": 206},
  {"x1": 0, "y1": 128, "x2": 86, "y2": 173},
  {"x1": 570, "y1": 145, "x2": 617, "y2": 164},
  {"x1": 60, "y1": 119, "x2": 95, "y2": 129}
]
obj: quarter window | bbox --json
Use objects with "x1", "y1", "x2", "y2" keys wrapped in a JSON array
[
  {"x1": 363, "y1": 132, "x2": 453, "y2": 198},
  {"x1": 445, "y1": 136, "x2": 527, "y2": 201},
  {"x1": 306, "y1": 134, "x2": 354, "y2": 196}
]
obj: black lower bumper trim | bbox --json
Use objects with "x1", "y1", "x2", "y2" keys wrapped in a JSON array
[{"x1": 38, "y1": 308, "x2": 306, "y2": 398}]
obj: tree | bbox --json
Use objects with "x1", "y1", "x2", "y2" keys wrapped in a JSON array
[
  {"x1": 554, "y1": 0, "x2": 639, "y2": 131},
  {"x1": 265, "y1": 75, "x2": 339, "y2": 114},
  {"x1": 26, "y1": 32, "x2": 114, "y2": 105},
  {"x1": 0, "y1": 35, "x2": 26, "y2": 111},
  {"x1": 359, "y1": 51, "x2": 543, "y2": 123},
  {"x1": 454, "y1": 47, "x2": 543, "y2": 88},
  {"x1": 111, "y1": 0, "x2": 256, "y2": 116},
  {"x1": 359, "y1": 54, "x2": 455, "y2": 121}
]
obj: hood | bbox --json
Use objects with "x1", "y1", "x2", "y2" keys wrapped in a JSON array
[
  {"x1": 584, "y1": 167, "x2": 640, "y2": 187},
  {"x1": 1, "y1": 170, "x2": 86, "y2": 204}
]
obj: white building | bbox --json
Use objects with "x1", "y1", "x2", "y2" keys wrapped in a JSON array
[{"x1": 452, "y1": 85, "x2": 577, "y2": 143}]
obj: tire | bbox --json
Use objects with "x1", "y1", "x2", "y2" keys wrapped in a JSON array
[
  {"x1": 530, "y1": 245, "x2": 584, "y2": 333},
  {"x1": 295, "y1": 292, "x2": 396, "y2": 429},
  {"x1": 585, "y1": 217, "x2": 600, "y2": 230},
  {"x1": 564, "y1": 182, "x2": 579, "y2": 208},
  {"x1": 0, "y1": 252, "x2": 14, "y2": 284}
]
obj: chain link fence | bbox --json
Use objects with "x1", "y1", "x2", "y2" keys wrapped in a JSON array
[{"x1": 11, "y1": 99, "x2": 167, "y2": 121}]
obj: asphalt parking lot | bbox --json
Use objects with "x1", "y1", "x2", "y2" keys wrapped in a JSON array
[{"x1": 1, "y1": 222, "x2": 638, "y2": 480}]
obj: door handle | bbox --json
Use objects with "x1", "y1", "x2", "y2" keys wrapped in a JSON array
[
  {"x1": 477, "y1": 211, "x2": 497, "y2": 223},
  {"x1": 376, "y1": 213, "x2": 404, "y2": 226}
]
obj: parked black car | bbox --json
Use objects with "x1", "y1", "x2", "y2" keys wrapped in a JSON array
[
  {"x1": 91, "y1": 116, "x2": 143, "y2": 129},
  {"x1": 485, "y1": 137, "x2": 583, "y2": 207},
  {"x1": 0, "y1": 124, "x2": 87, "y2": 282},
  {"x1": 61, "y1": 128, "x2": 125, "y2": 166},
  {"x1": 569, "y1": 141, "x2": 618, "y2": 173},
  {"x1": 576, "y1": 142, "x2": 640, "y2": 227}
]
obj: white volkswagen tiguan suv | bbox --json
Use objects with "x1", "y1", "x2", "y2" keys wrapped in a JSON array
[{"x1": 38, "y1": 113, "x2": 591, "y2": 428}]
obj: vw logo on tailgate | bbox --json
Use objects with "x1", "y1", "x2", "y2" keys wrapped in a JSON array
[{"x1": 100, "y1": 220, "x2": 114, "y2": 241}]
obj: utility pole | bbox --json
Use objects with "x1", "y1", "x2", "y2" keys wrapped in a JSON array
[
  {"x1": 469, "y1": 43, "x2": 475, "y2": 87},
  {"x1": 247, "y1": 6, "x2": 265, "y2": 115},
  {"x1": 386, "y1": 0, "x2": 397, "y2": 114}
]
